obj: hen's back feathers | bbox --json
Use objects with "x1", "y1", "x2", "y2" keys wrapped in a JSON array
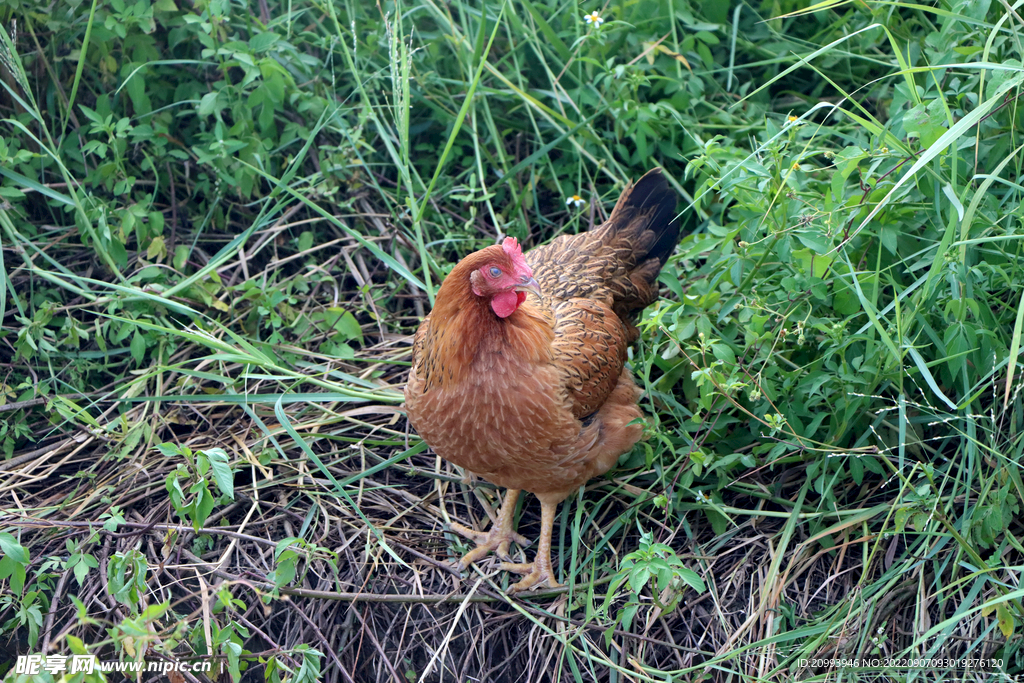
[
  {"x1": 526, "y1": 169, "x2": 679, "y2": 326},
  {"x1": 526, "y1": 169, "x2": 680, "y2": 419}
]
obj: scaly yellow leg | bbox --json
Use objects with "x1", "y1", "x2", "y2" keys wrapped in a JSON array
[{"x1": 499, "y1": 500, "x2": 563, "y2": 592}]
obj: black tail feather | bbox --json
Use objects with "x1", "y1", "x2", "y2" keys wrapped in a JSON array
[
  {"x1": 524, "y1": 168, "x2": 681, "y2": 318},
  {"x1": 610, "y1": 168, "x2": 680, "y2": 276}
]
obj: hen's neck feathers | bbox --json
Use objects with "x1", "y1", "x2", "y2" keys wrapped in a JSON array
[{"x1": 418, "y1": 249, "x2": 552, "y2": 390}]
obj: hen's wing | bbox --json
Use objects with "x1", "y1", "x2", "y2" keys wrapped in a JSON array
[
  {"x1": 527, "y1": 169, "x2": 679, "y2": 419},
  {"x1": 545, "y1": 298, "x2": 626, "y2": 419}
]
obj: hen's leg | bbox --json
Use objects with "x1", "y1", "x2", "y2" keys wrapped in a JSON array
[
  {"x1": 451, "y1": 489, "x2": 530, "y2": 568},
  {"x1": 500, "y1": 500, "x2": 563, "y2": 591}
]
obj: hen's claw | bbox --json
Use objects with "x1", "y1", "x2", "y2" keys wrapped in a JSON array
[
  {"x1": 451, "y1": 521, "x2": 530, "y2": 567},
  {"x1": 499, "y1": 560, "x2": 562, "y2": 592},
  {"x1": 450, "y1": 489, "x2": 528, "y2": 568}
]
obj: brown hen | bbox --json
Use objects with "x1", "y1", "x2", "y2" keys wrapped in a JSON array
[{"x1": 405, "y1": 168, "x2": 680, "y2": 591}]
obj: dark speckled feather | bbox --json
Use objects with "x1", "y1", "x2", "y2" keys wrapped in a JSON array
[{"x1": 527, "y1": 169, "x2": 680, "y2": 419}]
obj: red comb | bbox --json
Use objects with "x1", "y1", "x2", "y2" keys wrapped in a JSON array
[{"x1": 502, "y1": 237, "x2": 524, "y2": 261}]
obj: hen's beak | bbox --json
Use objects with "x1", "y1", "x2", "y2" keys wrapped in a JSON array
[{"x1": 515, "y1": 276, "x2": 542, "y2": 298}]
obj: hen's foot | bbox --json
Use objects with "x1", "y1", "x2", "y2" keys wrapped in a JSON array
[
  {"x1": 499, "y1": 559, "x2": 562, "y2": 592},
  {"x1": 450, "y1": 489, "x2": 528, "y2": 569},
  {"x1": 450, "y1": 521, "x2": 530, "y2": 568}
]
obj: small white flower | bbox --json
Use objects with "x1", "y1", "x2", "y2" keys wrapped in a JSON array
[
  {"x1": 566, "y1": 194, "x2": 586, "y2": 208},
  {"x1": 584, "y1": 11, "x2": 604, "y2": 27}
]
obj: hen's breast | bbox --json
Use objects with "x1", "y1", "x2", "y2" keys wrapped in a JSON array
[{"x1": 406, "y1": 349, "x2": 588, "y2": 495}]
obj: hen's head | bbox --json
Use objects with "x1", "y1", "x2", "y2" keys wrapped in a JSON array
[{"x1": 467, "y1": 237, "x2": 541, "y2": 318}]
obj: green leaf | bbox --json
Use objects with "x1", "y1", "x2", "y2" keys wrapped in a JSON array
[
  {"x1": 795, "y1": 229, "x2": 832, "y2": 255},
  {"x1": 792, "y1": 247, "x2": 832, "y2": 277},
  {"x1": 130, "y1": 330, "x2": 146, "y2": 364},
  {"x1": 173, "y1": 245, "x2": 190, "y2": 271},
  {"x1": 833, "y1": 145, "x2": 867, "y2": 178},
  {"x1": 628, "y1": 564, "x2": 651, "y2": 592},
  {"x1": 998, "y1": 603, "x2": 1015, "y2": 638},
  {"x1": 320, "y1": 308, "x2": 363, "y2": 344},
  {"x1": 676, "y1": 567, "x2": 706, "y2": 593},
  {"x1": 711, "y1": 343, "x2": 735, "y2": 365},
  {"x1": 879, "y1": 224, "x2": 898, "y2": 254},
  {"x1": 198, "y1": 91, "x2": 220, "y2": 117},
  {"x1": 0, "y1": 532, "x2": 29, "y2": 564},
  {"x1": 250, "y1": 32, "x2": 280, "y2": 52},
  {"x1": 705, "y1": 508, "x2": 728, "y2": 535},
  {"x1": 203, "y1": 448, "x2": 234, "y2": 499},
  {"x1": 193, "y1": 486, "x2": 215, "y2": 529}
]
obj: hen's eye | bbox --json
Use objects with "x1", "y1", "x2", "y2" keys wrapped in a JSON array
[{"x1": 488, "y1": 266, "x2": 502, "y2": 278}]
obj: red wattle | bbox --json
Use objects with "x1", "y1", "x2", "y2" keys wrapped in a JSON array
[{"x1": 491, "y1": 290, "x2": 521, "y2": 318}]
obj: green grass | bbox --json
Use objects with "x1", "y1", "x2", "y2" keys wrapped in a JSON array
[{"x1": 1, "y1": 0, "x2": 1024, "y2": 681}]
